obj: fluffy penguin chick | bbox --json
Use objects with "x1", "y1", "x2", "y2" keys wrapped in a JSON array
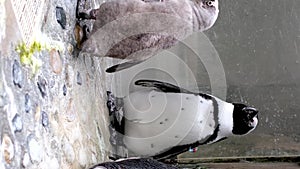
[
  {"x1": 79, "y1": 0, "x2": 219, "y2": 72},
  {"x1": 109, "y1": 80, "x2": 259, "y2": 160}
]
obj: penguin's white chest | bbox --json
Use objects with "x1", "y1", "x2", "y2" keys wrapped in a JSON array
[{"x1": 122, "y1": 90, "x2": 216, "y2": 157}]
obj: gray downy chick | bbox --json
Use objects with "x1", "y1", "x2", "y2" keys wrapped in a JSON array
[{"x1": 78, "y1": 0, "x2": 219, "y2": 72}]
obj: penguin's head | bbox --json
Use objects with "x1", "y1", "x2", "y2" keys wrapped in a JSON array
[
  {"x1": 232, "y1": 103, "x2": 259, "y2": 135},
  {"x1": 201, "y1": 0, "x2": 219, "y2": 10}
]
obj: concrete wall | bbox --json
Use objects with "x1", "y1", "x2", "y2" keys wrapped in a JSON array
[{"x1": 186, "y1": 0, "x2": 300, "y2": 157}]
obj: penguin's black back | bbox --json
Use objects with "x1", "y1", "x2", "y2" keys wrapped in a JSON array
[{"x1": 90, "y1": 158, "x2": 178, "y2": 169}]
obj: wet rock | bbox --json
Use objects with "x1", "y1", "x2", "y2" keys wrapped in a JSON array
[
  {"x1": 12, "y1": 60, "x2": 23, "y2": 88},
  {"x1": 2, "y1": 134, "x2": 14, "y2": 164},
  {"x1": 63, "y1": 84, "x2": 67, "y2": 96},
  {"x1": 37, "y1": 76, "x2": 47, "y2": 98},
  {"x1": 56, "y1": 7, "x2": 67, "y2": 29},
  {"x1": 50, "y1": 49, "x2": 63, "y2": 74},
  {"x1": 41, "y1": 111, "x2": 49, "y2": 128},
  {"x1": 28, "y1": 135, "x2": 43, "y2": 163},
  {"x1": 25, "y1": 93, "x2": 31, "y2": 113},
  {"x1": 12, "y1": 114, "x2": 23, "y2": 132},
  {"x1": 76, "y1": 71, "x2": 82, "y2": 85}
]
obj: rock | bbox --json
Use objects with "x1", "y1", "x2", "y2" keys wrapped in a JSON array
[
  {"x1": 41, "y1": 111, "x2": 49, "y2": 128},
  {"x1": 0, "y1": 87, "x2": 7, "y2": 108},
  {"x1": 49, "y1": 49, "x2": 63, "y2": 74},
  {"x1": 74, "y1": 23, "x2": 84, "y2": 48},
  {"x1": 66, "y1": 99, "x2": 76, "y2": 122},
  {"x1": 63, "y1": 141, "x2": 75, "y2": 163},
  {"x1": 28, "y1": 135, "x2": 43, "y2": 163},
  {"x1": 76, "y1": 71, "x2": 82, "y2": 85},
  {"x1": 78, "y1": 148, "x2": 88, "y2": 168},
  {"x1": 2, "y1": 134, "x2": 14, "y2": 164},
  {"x1": 37, "y1": 76, "x2": 47, "y2": 98},
  {"x1": 12, "y1": 114, "x2": 23, "y2": 132},
  {"x1": 49, "y1": 158, "x2": 60, "y2": 169},
  {"x1": 22, "y1": 153, "x2": 31, "y2": 168},
  {"x1": 24, "y1": 93, "x2": 31, "y2": 113},
  {"x1": 63, "y1": 84, "x2": 67, "y2": 96},
  {"x1": 12, "y1": 60, "x2": 23, "y2": 88},
  {"x1": 56, "y1": 7, "x2": 67, "y2": 29},
  {"x1": 66, "y1": 65, "x2": 74, "y2": 88}
]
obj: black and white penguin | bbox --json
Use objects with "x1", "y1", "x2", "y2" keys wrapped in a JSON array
[
  {"x1": 76, "y1": 0, "x2": 219, "y2": 72},
  {"x1": 107, "y1": 79, "x2": 259, "y2": 160},
  {"x1": 89, "y1": 158, "x2": 178, "y2": 169}
]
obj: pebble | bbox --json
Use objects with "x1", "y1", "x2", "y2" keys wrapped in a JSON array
[
  {"x1": 25, "y1": 93, "x2": 31, "y2": 113},
  {"x1": 49, "y1": 49, "x2": 63, "y2": 74},
  {"x1": 63, "y1": 84, "x2": 67, "y2": 96},
  {"x1": 77, "y1": 71, "x2": 82, "y2": 85},
  {"x1": 37, "y1": 76, "x2": 47, "y2": 98},
  {"x1": 49, "y1": 158, "x2": 59, "y2": 169},
  {"x1": 67, "y1": 43, "x2": 74, "y2": 54},
  {"x1": 63, "y1": 141, "x2": 75, "y2": 163},
  {"x1": 22, "y1": 153, "x2": 31, "y2": 168},
  {"x1": 28, "y1": 135, "x2": 43, "y2": 163},
  {"x1": 78, "y1": 148, "x2": 88, "y2": 168},
  {"x1": 0, "y1": 91, "x2": 7, "y2": 108},
  {"x1": 12, "y1": 114, "x2": 23, "y2": 132},
  {"x1": 66, "y1": 99, "x2": 76, "y2": 122},
  {"x1": 56, "y1": 7, "x2": 67, "y2": 29},
  {"x1": 12, "y1": 60, "x2": 23, "y2": 88},
  {"x1": 66, "y1": 65, "x2": 74, "y2": 88},
  {"x1": 2, "y1": 134, "x2": 14, "y2": 164},
  {"x1": 74, "y1": 23, "x2": 84, "y2": 48},
  {"x1": 0, "y1": 82, "x2": 5, "y2": 107},
  {"x1": 41, "y1": 111, "x2": 49, "y2": 128}
]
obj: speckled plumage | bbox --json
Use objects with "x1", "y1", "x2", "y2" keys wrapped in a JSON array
[
  {"x1": 79, "y1": 0, "x2": 219, "y2": 72},
  {"x1": 107, "y1": 80, "x2": 259, "y2": 160}
]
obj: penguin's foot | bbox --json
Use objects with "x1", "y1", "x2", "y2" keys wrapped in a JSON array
[
  {"x1": 76, "y1": 0, "x2": 87, "y2": 19},
  {"x1": 108, "y1": 125, "x2": 128, "y2": 160},
  {"x1": 109, "y1": 124, "x2": 125, "y2": 146},
  {"x1": 107, "y1": 91, "x2": 118, "y2": 116},
  {"x1": 76, "y1": 0, "x2": 99, "y2": 20},
  {"x1": 109, "y1": 124, "x2": 118, "y2": 146}
]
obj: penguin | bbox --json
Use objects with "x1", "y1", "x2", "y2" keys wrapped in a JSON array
[
  {"x1": 76, "y1": 0, "x2": 219, "y2": 72},
  {"x1": 89, "y1": 158, "x2": 178, "y2": 169},
  {"x1": 107, "y1": 79, "x2": 259, "y2": 160}
]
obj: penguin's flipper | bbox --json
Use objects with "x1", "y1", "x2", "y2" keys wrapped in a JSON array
[
  {"x1": 106, "y1": 60, "x2": 144, "y2": 73},
  {"x1": 135, "y1": 80, "x2": 193, "y2": 94},
  {"x1": 135, "y1": 79, "x2": 213, "y2": 100}
]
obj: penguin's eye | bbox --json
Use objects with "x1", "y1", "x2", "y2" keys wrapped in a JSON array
[{"x1": 206, "y1": 0, "x2": 214, "y2": 7}]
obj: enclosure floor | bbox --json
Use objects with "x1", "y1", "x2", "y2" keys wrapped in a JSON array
[{"x1": 200, "y1": 162, "x2": 299, "y2": 169}]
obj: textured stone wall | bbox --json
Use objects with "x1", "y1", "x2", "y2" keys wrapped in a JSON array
[{"x1": 0, "y1": 0, "x2": 111, "y2": 168}]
